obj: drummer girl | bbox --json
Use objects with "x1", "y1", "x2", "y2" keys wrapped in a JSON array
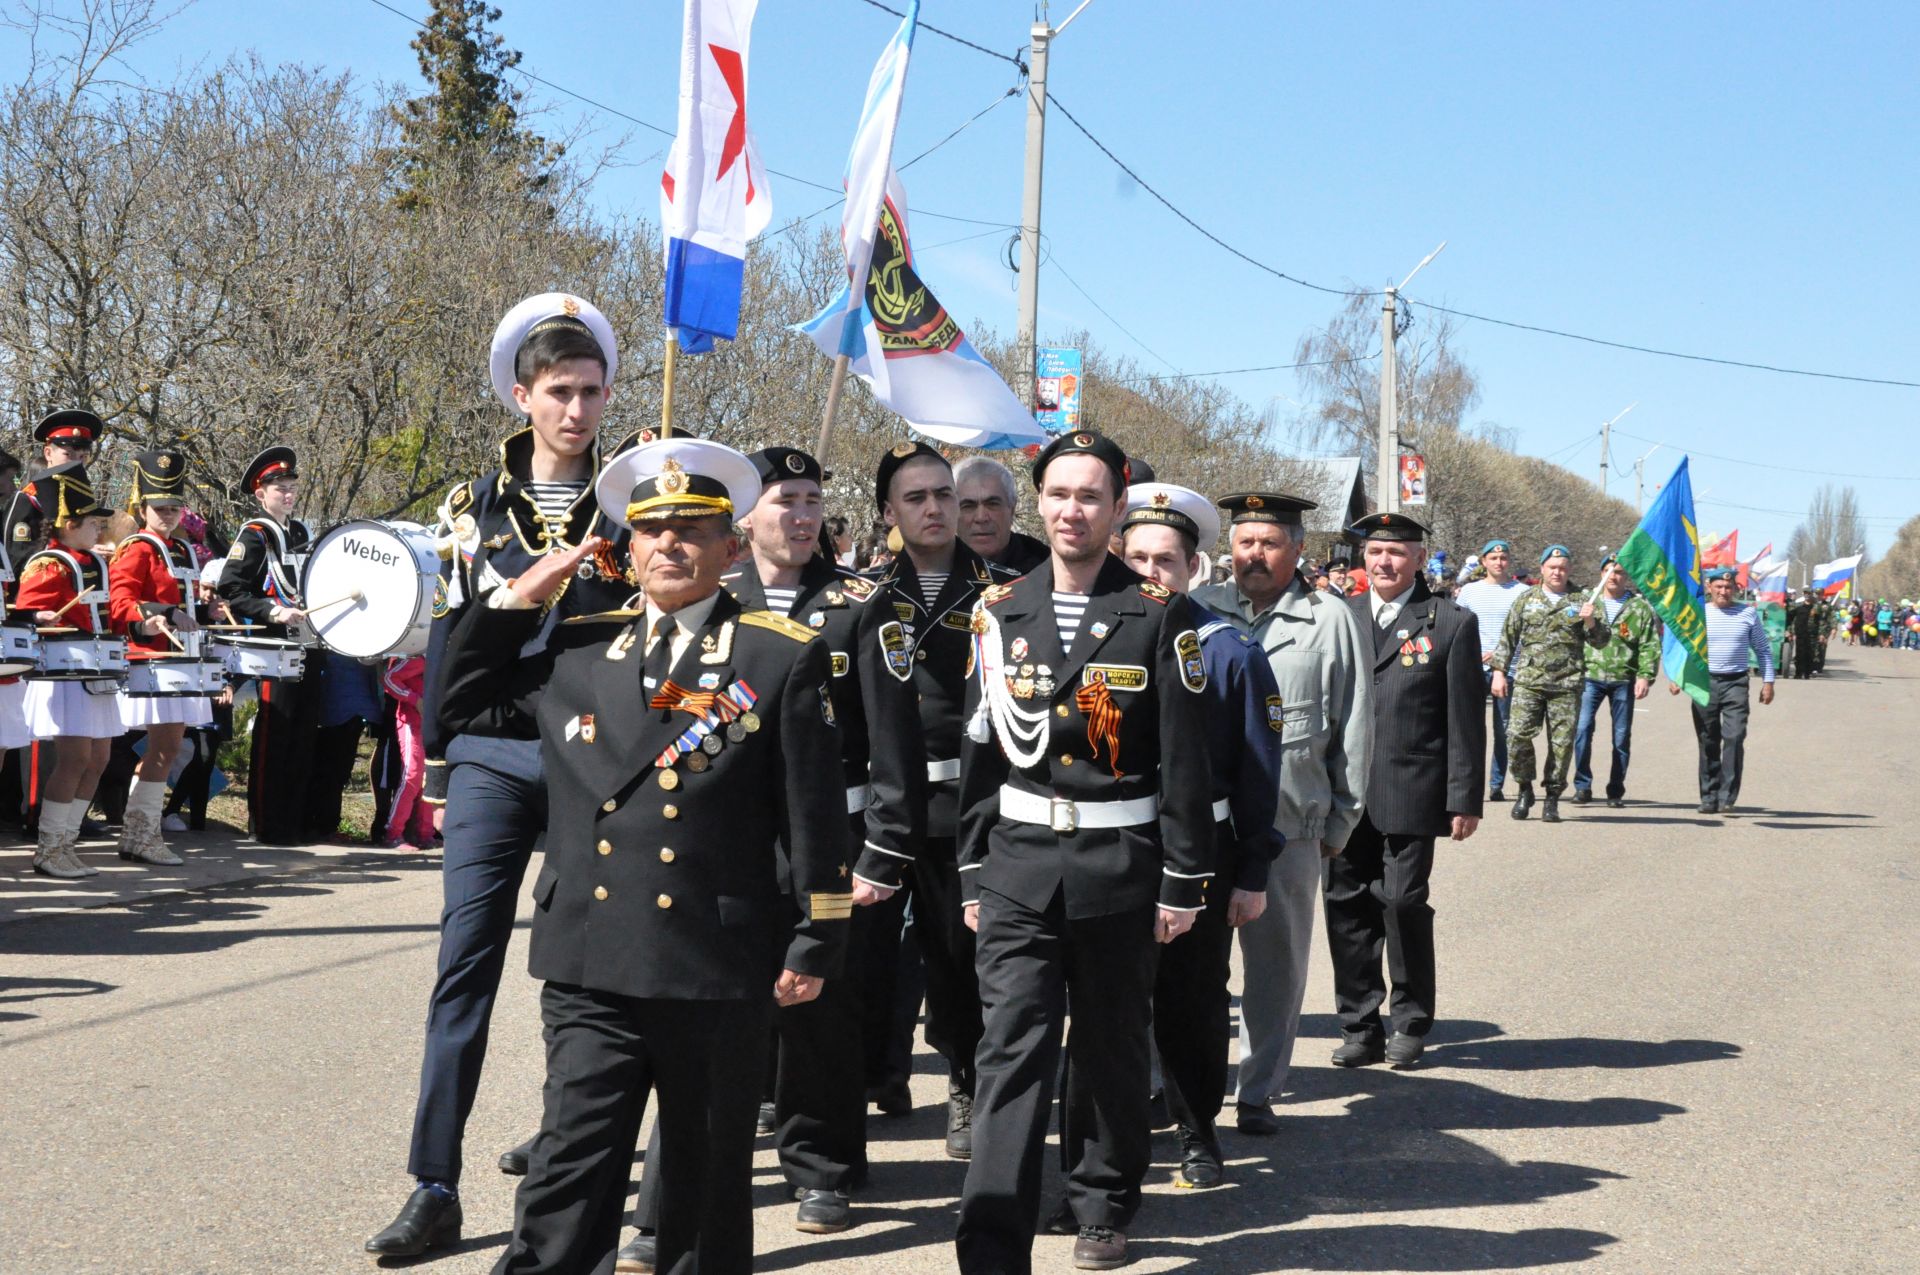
[
  {"x1": 109, "y1": 449, "x2": 218, "y2": 867},
  {"x1": 15, "y1": 463, "x2": 118, "y2": 879},
  {"x1": 214, "y1": 445, "x2": 315, "y2": 846}
]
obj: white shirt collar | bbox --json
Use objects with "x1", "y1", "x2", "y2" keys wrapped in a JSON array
[
  {"x1": 1370, "y1": 581, "x2": 1417, "y2": 619},
  {"x1": 644, "y1": 588, "x2": 722, "y2": 644}
]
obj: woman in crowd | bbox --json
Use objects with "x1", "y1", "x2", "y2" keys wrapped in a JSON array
[
  {"x1": 16, "y1": 463, "x2": 120, "y2": 878},
  {"x1": 109, "y1": 449, "x2": 218, "y2": 866}
]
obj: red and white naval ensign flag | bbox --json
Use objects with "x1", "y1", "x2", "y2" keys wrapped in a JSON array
[{"x1": 661, "y1": 0, "x2": 772, "y2": 353}]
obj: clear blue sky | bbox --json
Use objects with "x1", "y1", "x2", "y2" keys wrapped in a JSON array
[{"x1": 10, "y1": 0, "x2": 1918, "y2": 559}]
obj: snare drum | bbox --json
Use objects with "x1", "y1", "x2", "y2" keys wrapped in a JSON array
[
  {"x1": 0, "y1": 624, "x2": 40, "y2": 677},
  {"x1": 33, "y1": 630, "x2": 130, "y2": 681},
  {"x1": 211, "y1": 635, "x2": 308, "y2": 681},
  {"x1": 303, "y1": 520, "x2": 442, "y2": 659},
  {"x1": 125, "y1": 632, "x2": 226, "y2": 698}
]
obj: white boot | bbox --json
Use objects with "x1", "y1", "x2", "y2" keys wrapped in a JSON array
[
  {"x1": 120, "y1": 780, "x2": 181, "y2": 866},
  {"x1": 33, "y1": 801, "x2": 88, "y2": 879},
  {"x1": 55, "y1": 799, "x2": 98, "y2": 876}
]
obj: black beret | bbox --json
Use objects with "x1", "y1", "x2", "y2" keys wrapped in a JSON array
[
  {"x1": 748, "y1": 446, "x2": 823, "y2": 488},
  {"x1": 1125, "y1": 455, "x2": 1156, "y2": 485},
  {"x1": 874, "y1": 439, "x2": 948, "y2": 512},
  {"x1": 1032, "y1": 430, "x2": 1127, "y2": 497}
]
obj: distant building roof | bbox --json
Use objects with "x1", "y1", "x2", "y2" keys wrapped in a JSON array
[{"x1": 1291, "y1": 456, "x2": 1368, "y2": 535}]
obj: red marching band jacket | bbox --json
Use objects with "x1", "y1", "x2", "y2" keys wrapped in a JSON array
[
  {"x1": 108, "y1": 532, "x2": 195, "y2": 657},
  {"x1": 13, "y1": 545, "x2": 113, "y2": 637}
]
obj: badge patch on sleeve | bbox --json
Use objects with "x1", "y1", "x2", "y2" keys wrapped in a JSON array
[
  {"x1": 830, "y1": 652, "x2": 850, "y2": 677},
  {"x1": 879, "y1": 621, "x2": 913, "y2": 682},
  {"x1": 1265, "y1": 695, "x2": 1284, "y2": 732},
  {"x1": 1175, "y1": 630, "x2": 1207, "y2": 692},
  {"x1": 820, "y1": 686, "x2": 837, "y2": 726}
]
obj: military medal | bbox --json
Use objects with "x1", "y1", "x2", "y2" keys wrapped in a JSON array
[
  {"x1": 727, "y1": 722, "x2": 748, "y2": 742},
  {"x1": 1402, "y1": 655, "x2": 1415, "y2": 666},
  {"x1": 658, "y1": 769, "x2": 680, "y2": 791},
  {"x1": 740, "y1": 711, "x2": 761, "y2": 733},
  {"x1": 1010, "y1": 636, "x2": 1030, "y2": 661},
  {"x1": 701, "y1": 733, "x2": 724, "y2": 756},
  {"x1": 685, "y1": 751, "x2": 711, "y2": 773}
]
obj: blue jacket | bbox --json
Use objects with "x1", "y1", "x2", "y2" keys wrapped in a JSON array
[{"x1": 1197, "y1": 605, "x2": 1286, "y2": 891}]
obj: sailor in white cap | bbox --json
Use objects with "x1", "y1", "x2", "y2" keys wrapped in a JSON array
[
  {"x1": 369, "y1": 292, "x2": 632, "y2": 1260},
  {"x1": 436, "y1": 437, "x2": 850, "y2": 1275}
]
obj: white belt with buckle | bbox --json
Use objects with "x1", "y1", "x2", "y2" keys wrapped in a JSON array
[
  {"x1": 998, "y1": 785, "x2": 1158, "y2": 833},
  {"x1": 846, "y1": 784, "x2": 874, "y2": 813},
  {"x1": 1211, "y1": 797, "x2": 1231, "y2": 822},
  {"x1": 927, "y1": 758, "x2": 961, "y2": 782}
]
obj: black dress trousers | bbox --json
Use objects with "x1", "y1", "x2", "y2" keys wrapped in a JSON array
[
  {"x1": 1322, "y1": 811, "x2": 1438, "y2": 1042},
  {"x1": 956, "y1": 887, "x2": 1157, "y2": 1274},
  {"x1": 911, "y1": 836, "x2": 983, "y2": 1091},
  {"x1": 1148, "y1": 858, "x2": 1235, "y2": 1137}
]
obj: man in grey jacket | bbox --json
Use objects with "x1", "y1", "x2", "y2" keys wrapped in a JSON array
[{"x1": 1194, "y1": 492, "x2": 1372, "y2": 1134}]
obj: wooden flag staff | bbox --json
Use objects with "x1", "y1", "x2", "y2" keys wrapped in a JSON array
[{"x1": 660, "y1": 332, "x2": 679, "y2": 440}]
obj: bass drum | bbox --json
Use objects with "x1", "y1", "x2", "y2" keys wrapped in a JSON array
[{"x1": 302, "y1": 520, "x2": 443, "y2": 659}]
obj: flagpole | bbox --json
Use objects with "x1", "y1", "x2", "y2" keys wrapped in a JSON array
[
  {"x1": 815, "y1": 353, "x2": 851, "y2": 460},
  {"x1": 660, "y1": 332, "x2": 679, "y2": 440}
]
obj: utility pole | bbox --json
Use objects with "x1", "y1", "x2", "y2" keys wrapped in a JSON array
[
  {"x1": 1598, "y1": 401, "x2": 1636, "y2": 498},
  {"x1": 1632, "y1": 443, "x2": 1662, "y2": 514},
  {"x1": 1377, "y1": 241, "x2": 1447, "y2": 513},
  {"x1": 1012, "y1": 1, "x2": 1094, "y2": 411}
]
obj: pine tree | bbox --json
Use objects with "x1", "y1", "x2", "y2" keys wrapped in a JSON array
[{"x1": 390, "y1": 0, "x2": 560, "y2": 210}]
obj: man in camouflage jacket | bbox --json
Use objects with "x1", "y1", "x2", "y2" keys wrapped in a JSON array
[
  {"x1": 1490, "y1": 545, "x2": 1610, "y2": 822},
  {"x1": 1571, "y1": 557, "x2": 1660, "y2": 806}
]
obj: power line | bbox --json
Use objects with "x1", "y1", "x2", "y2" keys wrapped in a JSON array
[
  {"x1": 1048, "y1": 255, "x2": 1180, "y2": 372},
  {"x1": 1539, "y1": 429, "x2": 1600, "y2": 465},
  {"x1": 363, "y1": 0, "x2": 1010, "y2": 228},
  {"x1": 851, "y1": 0, "x2": 1028, "y2": 72},
  {"x1": 1041, "y1": 91, "x2": 1378, "y2": 301},
  {"x1": 1696, "y1": 496, "x2": 1908, "y2": 524},
  {"x1": 1612, "y1": 427, "x2": 1920, "y2": 483},
  {"x1": 1115, "y1": 354, "x2": 1378, "y2": 384},
  {"x1": 1408, "y1": 298, "x2": 1920, "y2": 391}
]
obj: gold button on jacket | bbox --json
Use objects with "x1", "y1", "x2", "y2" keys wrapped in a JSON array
[
  {"x1": 656, "y1": 893, "x2": 673, "y2": 909},
  {"x1": 593, "y1": 885, "x2": 608, "y2": 901}
]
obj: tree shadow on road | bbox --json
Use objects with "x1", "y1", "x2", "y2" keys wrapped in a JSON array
[
  {"x1": 1130, "y1": 1222, "x2": 1616, "y2": 1271},
  {"x1": 0, "y1": 973, "x2": 115, "y2": 1023}
]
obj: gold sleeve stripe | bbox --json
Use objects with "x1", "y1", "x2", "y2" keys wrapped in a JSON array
[
  {"x1": 741, "y1": 610, "x2": 815, "y2": 643},
  {"x1": 809, "y1": 892, "x2": 856, "y2": 920}
]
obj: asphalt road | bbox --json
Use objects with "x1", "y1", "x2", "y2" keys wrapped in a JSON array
[{"x1": 4, "y1": 643, "x2": 1915, "y2": 1273}]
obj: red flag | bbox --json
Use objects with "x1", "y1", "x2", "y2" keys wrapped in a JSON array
[{"x1": 1700, "y1": 530, "x2": 1739, "y2": 568}]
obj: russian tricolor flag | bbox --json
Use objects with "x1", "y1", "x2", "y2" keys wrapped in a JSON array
[{"x1": 661, "y1": 0, "x2": 771, "y2": 353}]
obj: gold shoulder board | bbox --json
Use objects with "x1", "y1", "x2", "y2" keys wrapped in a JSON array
[
  {"x1": 741, "y1": 610, "x2": 816, "y2": 643},
  {"x1": 561, "y1": 608, "x2": 645, "y2": 626}
]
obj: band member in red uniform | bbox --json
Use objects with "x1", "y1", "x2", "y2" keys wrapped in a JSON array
[
  {"x1": 110, "y1": 449, "x2": 217, "y2": 866},
  {"x1": 16, "y1": 463, "x2": 118, "y2": 879}
]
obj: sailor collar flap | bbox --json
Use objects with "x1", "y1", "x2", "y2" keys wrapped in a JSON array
[{"x1": 490, "y1": 428, "x2": 603, "y2": 543}]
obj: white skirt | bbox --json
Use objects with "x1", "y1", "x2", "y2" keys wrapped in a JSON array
[
  {"x1": 120, "y1": 694, "x2": 214, "y2": 729},
  {"x1": 0, "y1": 679, "x2": 31, "y2": 749},
  {"x1": 24, "y1": 679, "x2": 128, "y2": 739}
]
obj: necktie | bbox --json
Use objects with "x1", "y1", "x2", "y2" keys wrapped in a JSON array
[{"x1": 641, "y1": 615, "x2": 676, "y2": 703}]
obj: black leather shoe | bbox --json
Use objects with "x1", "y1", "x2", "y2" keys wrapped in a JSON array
[
  {"x1": 1571, "y1": 788, "x2": 1591, "y2": 805},
  {"x1": 1332, "y1": 1037, "x2": 1385, "y2": 1068},
  {"x1": 794, "y1": 1188, "x2": 850, "y2": 1234},
  {"x1": 1043, "y1": 1200, "x2": 1077, "y2": 1235},
  {"x1": 1385, "y1": 1032, "x2": 1426, "y2": 1068},
  {"x1": 756, "y1": 1101, "x2": 777, "y2": 1135},
  {"x1": 1606, "y1": 796, "x2": 1626, "y2": 808},
  {"x1": 1697, "y1": 799, "x2": 1718, "y2": 814},
  {"x1": 1234, "y1": 1101, "x2": 1279, "y2": 1136},
  {"x1": 945, "y1": 1088, "x2": 973, "y2": 1160},
  {"x1": 1072, "y1": 1225, "x2": 1128, "y2": 1270},
  {"x1": 365, "y1": 1187, "x2": 462, "y2": 1258},
  {"x1": 868, "y1": 1078, "x2": 911, "y2": 1117},
  {"x1": 1486, "y1": 785, "x2": 1507, "y2": 802},
  {"x1": 613, "y1": 1229, "x2": 657, "y2": 1274},
  {"x1": 1176, "y1": 1124, "x2": 1223, "y2": 1188},
  {"x1": 1510, "y1": 785, "x2": 1534, "y2": 820},
  {"x1": 498, "y1": 1135, "x2": 534, "y2": 1176},
  {"x1": 1541, "y1": 797, "x2": 1562, "y2": 823}
]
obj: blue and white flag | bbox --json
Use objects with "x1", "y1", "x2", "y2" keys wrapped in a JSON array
[
  {"x1": 797, "y1": 0, "x2": 1044, "y2": 450},
  {"x1": 661, "y1": 0, "x2": 771, "y2": 353}
]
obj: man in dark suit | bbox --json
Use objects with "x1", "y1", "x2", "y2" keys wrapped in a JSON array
[
  {"x1": 1327, "y1": 511, "x2": 1486, "y2": 1069},
  {"x1": 954, "y1": 430, "x2": 1214, "y2": 1273},
  {"x1": 435, "y1": 438, "x2": 851, "y2": 1275}
]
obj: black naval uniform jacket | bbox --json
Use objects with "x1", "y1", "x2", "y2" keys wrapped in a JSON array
[
  {"x1": 422, "y1": 428, "x2": 632, "y2": 803},
  {"x1": 873, "y1": 543, "x2": 1020, "y2": 842},
  {"x1": 437, "y1": 588, "x2": 852, "y2": 998},
  {"x1": 216, "y1": 515, "x2": 313, "y2": 635},
  {"x1": 1347, "y1": 579, "x2": 1487, "y2": 837},
  {"x1": 957, "y1": 556, "x2": 1215, "y2": 919},
  {"x1": 724, "y1": 555, "x2": 924, "y2": 889}
]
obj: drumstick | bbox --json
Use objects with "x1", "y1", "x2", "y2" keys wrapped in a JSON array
[
  {"x1": 47, "y1": 590, "x2": 99, "y2": 623},
  {"x1": 304, "y1": 588, "x2": 365, "y2": 614}
]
